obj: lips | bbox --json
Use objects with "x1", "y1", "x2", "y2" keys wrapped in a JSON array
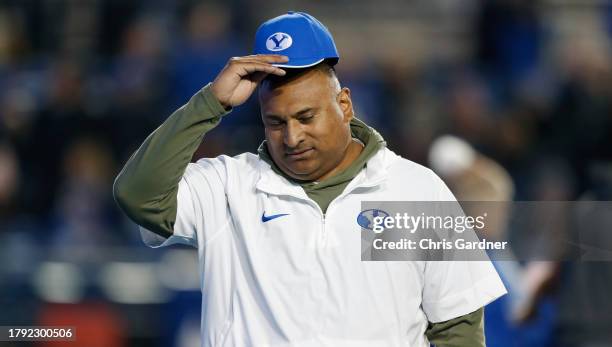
[{"x1": 285, "y1": 148, "x2": 313, "y2": 158}]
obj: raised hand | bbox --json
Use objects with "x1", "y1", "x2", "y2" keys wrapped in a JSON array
[{"x1": 210, "y1": 54, "x2": 288, "y2": 109}]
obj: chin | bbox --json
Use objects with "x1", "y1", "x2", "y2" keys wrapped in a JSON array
[
  {"x1": 287, "y1": 163, "x2": 314, "y2": 175},
  {"x1": 284, "y1": 162, "x2": 317, "y2": 179}
]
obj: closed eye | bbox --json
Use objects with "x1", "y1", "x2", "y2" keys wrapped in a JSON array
[
  {"x1": 264, "y1": 116, "x2": 285, "y2": 128},
  {"x1": 298, "y1": 115, "x2": 314, "y2": 123}
]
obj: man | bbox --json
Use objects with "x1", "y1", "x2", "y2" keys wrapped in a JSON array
[{"x1": 114, "y1": 11, "x2": 506, "y2": 346}]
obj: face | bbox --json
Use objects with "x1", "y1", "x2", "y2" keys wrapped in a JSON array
[{"x1": 259, "y1": 67, "x2": 354, "y2": 181}]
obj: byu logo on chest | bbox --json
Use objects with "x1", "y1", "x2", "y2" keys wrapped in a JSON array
[{"x1": 357, "y1": 209, "x2": 390, "y2": 230}]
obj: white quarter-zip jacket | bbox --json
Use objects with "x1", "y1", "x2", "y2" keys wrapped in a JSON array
[{"x1": 141, "y1": 146, "x2": 507, "y2": 347}]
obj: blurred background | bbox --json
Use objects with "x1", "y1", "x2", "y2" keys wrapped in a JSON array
[{"x1": 0, "y1": 0, "x2": 611, "y2": 346}]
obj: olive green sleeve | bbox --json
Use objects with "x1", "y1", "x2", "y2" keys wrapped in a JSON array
[
  {"x1": 113, "y1": 83, "x2": 230, "y2": 237},
  {"x1": 425, "y1": 307, "x2": 485, "y2": 347}
]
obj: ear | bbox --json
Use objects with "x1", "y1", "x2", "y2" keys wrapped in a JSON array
[{"x1": 337, "y1": 87, "x2": 354, "y2": 123}]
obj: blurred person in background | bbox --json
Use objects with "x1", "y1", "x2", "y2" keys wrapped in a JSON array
[
  {"x1": 429, "y1": 135, "x2": 557, "y2": 347},
  {"x1": 508, "y1": 164, "x2": 612, "y2": 347},
  {"x1": 49, "y1": 137, "x2": 122, "y2": 258},
  {"x1": 110, "y1": 13, "x2": 171, "y2": 151},
  {"x1": 169, "y1": 2, "x2": 242, "y2": 108}
]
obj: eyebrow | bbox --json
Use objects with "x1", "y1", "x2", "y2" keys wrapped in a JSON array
[{"x1": 264, "y1": 107, "x2": 316, "y2": 120}]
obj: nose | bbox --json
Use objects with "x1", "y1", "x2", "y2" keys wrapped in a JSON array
[{"x1": 283, "y1": 120, "x2": 304, "y2": 149}]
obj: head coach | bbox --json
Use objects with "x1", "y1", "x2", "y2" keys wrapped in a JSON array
[{"x1": 113, "y1": 11, "x2": 506, "y2": 347}]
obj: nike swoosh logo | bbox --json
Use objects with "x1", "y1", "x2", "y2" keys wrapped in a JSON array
[{"x1": 261, "y1": 212, "x2": 290, "y2": 223}]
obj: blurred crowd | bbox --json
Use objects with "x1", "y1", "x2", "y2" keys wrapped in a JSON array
[{"x1": 0, "y1": 0, "x2": 611, "y2": 346}]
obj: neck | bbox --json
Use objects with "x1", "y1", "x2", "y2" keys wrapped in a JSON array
[{"x1": 314, "y1": 138, "x2": 364, "y2": 182}]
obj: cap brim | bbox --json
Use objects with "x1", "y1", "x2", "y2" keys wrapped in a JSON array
[{"x1": 271, "y1": 58, "x2": 324, "y2": 68}]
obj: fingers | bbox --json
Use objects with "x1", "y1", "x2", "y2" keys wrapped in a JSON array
[
  {"x1": 237, "y1": 62, "x2": 286, "y2": 77},
  {"x1": 228, "y1": 55, "x2": 288, "y2": 77},
  {"x1": 239, "y1": 54, "x2": 289, "y2": 64},
  {"x1": 211, "y1": 55, "x2": 289, "y2": 108}
]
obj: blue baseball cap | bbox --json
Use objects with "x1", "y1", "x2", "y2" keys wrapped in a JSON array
[{"x1": 254, "y1": 11, "x2": 339, "y2": 68}]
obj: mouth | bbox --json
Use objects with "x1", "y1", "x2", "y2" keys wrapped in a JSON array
[{"x1": 285, "y1": 148, "x2": 314, "y2": 159}]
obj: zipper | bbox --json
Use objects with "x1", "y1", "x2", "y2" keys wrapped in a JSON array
[
  {"x1": 297, "y1": 196, "x2": 327, "y2": 245},
  {"x1": 321, "y1": 212, "x2": 326, "y2": 244},
  {"x1": 321, "y1": 176, "x2": 386, "y2": 246},
  {"x1": 303, "y1": 198, "x2": 326, "y2": 245}
]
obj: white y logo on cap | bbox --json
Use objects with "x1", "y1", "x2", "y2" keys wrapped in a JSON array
[{"x1": 266, "y1": 32, "x2": 292, "y2": 51}]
